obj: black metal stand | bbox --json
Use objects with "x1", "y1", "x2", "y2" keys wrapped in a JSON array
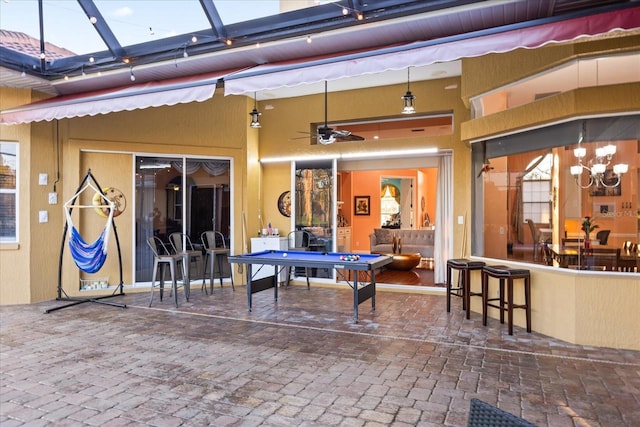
[{"x1": 46, "y1": 169, "x2": 126, "y2": 313}]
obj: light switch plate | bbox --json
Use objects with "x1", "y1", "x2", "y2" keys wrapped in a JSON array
[
  {"x1": 48, "y1": 192, "x2": 58, "y2": 205},
  {"x1": 39, "y1": 173, "x2": 48, "y2": 185},
  {"x1": 39, "y1": 210, "x2": 48, "y2": 223},
  {"x1": 458, "y1": 215, "x2": 464, "y2": 225}
]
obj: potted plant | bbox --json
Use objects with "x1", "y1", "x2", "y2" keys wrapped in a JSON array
[{"x1": 581, "y1": 216, "x2": 599, "y2": 248}]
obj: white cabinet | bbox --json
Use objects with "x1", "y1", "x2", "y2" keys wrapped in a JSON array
[
  {"x1": 337, "y1": 227, "x2": 352, "y2": 253},
  {"x1": 250, "y1": 236, "x2": 288, "y2": 282}
]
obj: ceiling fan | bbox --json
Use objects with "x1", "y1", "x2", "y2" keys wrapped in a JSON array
[{"x1": 293, "y1": 81, "x2": 364, "y2": 145}]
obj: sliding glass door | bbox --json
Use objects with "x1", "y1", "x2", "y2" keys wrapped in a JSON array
[{"x1": 135, "y1": 156, "x2": 231, "y2": 283}]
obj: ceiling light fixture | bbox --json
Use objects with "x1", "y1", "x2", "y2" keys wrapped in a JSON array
[
  {"x1": 307, "y1": 35, "x2": 312, "y2": 44},
  {"x1": 401, "y1": 67, "x2": 416, "y2": 114},
  {"x1": 129, "y1": 67, "x2": 136, "y2": 82},
  {"x1": 89, "y1": 56, "x2": 95, "y2": 63},
  {"x1": 89, "y1": 16, "x2": 97, "y2": 24},
  {"x1": 225, "y1": 39, "x2": 232, "y2": 46},
  {"x1": 191, "y1": 35, "x2": 197, "y2": 43},
  {"x1": 570, "y1": 121, "x2": 627, "y2": 188},
  {"x1": 249, "y1": 92, "x2": 262, "y2": 129}
]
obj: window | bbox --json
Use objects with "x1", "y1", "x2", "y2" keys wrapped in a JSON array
[
  {"x1": 0, "y1": 142, "x2": 18, "y2": 242},
  {"x1": 474, "y1": 115, "x2": 639, "y2": 271},
  {"x1": 522, "y1": 154, "x2": 552, "y2": 224}
]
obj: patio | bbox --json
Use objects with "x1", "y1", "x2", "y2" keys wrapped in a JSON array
[{"x1": 1, "y1": 285, "x2": 639, "y2": 426}]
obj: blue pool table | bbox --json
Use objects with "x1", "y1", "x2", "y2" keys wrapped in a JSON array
[{"x1": 228, "y1": 250, "x2": 392, "y2": 323}]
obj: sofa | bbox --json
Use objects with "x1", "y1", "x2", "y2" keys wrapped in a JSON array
[{"x1": 369, "y1": 228, "x2": 435, "y2": 258}]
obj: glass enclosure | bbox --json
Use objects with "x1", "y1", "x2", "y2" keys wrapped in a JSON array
[
  {"x1": 475, "y1": 116, "x2": 639, "y2": 272},
  {"x1": 135, "y1": 156, "x2": 231, "y2": 283},
  {"x1": 294, "y1": 159, "x2": 334, "y2": 278}
]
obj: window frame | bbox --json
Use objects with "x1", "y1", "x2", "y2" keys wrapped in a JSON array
[{"x1": 0, "y1": 141, "x2": 19, "y2": 244}]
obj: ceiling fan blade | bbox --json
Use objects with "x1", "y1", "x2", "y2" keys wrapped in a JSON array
[{"x1": 337, "y1": 133, "x2": 365, "y2": 141}]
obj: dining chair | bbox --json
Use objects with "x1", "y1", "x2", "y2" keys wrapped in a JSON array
[
  {"x1": 525, "y1": 219, "x2": 543, "y2": 262},
  {"x1": 200, "y1": 230, "x2": 234, "y2": 291},
  {"x1": 146, "y1": 236, "x2": 187, "y2": 307},
  {"x1": 286, "y1": 230, "x2": 311, "y2": 288},
  {"x1": 596, "y1": 230, "x2": 611, "y2": 245}
]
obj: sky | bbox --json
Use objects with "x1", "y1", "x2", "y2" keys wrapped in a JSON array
[{"x1": 0, "y1": 0, "x2": 283, "y2": 55}]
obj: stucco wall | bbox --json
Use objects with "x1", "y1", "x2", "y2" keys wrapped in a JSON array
[{"x1": 256, "y1": 76, "x2": 471, "y2": 259}]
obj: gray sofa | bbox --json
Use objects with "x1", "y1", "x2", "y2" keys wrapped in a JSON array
[{"x1": 369, "y1": 228, "x2": 435, "y2": 258}]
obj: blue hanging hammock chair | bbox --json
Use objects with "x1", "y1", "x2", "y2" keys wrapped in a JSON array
[{"x1": 64, "y1": 184, "x2": 114, "y2": 274}]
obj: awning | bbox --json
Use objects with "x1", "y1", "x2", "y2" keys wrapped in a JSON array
[
  {"x1": 0, "y1": 71, "x2": 233, "y2": 125},
  {"x1": 224, "y1": 7, "x2": 640, "y2": 96}
]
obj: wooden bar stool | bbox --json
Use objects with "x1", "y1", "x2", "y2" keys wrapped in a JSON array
[
  {"x1": 481, "y1": 265, "x2": 531, "y2": 335},
  {"x1": 446, "y1": 258, "x2": 486, "y2": 318}
]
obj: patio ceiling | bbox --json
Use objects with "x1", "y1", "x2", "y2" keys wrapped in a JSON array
[{"x1": 1, "y1": 0, "x2": 638, "y2": 102}]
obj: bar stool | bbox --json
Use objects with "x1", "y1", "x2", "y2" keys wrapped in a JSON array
[
  {"x1": 146, "y1": 236, "x2": 187, "y2": 307},
  {"x1": 481, "y1": 265, "x2": 531, "y2": 335},
  {"x1": 446, "y1": 258, "x2": 486, "y2": 319}
]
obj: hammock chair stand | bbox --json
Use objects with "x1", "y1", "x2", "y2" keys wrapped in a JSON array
[{"x1": 46, "y1": 169, "x2": 126, "y2": 313}]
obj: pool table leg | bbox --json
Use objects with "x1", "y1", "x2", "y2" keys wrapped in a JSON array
[
  {"x1": 247, "y1": 265, "x2": 252, "y2": 312},
  {"x1": 353, "y1": 271, "x2": 359, "y2": 323}
]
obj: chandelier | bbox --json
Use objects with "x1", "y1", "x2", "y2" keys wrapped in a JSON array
[{"x1": 569, "y1": 124, "x2": 627, "y2": 189}]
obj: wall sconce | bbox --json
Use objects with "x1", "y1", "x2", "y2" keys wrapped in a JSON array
[
  {"x1": 401, "y1": 67, "x2": 415, "y2": 114},
  {"x1": 570, "y1": 122, "x2": 627, "y2": 188},
  {"x1": 249, "y1": 92, "x2": 261, "y2": 128}
]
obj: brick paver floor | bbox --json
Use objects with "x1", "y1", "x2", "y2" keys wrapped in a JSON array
[{"x1": 1, "y1": 284, "x2": 639, "y2": 426}]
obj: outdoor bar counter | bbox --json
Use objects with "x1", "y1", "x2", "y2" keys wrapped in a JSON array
[{"x1": 467, "y1": 258, "x2": 639, "y2": 351}]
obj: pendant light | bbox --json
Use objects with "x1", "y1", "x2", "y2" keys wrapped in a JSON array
[
  {"x1": 401, "y1": 67, "x2": 416, "y2": 114},
  {"x1": 249, "y1": 92, "x2": 261, "y2": 128}
]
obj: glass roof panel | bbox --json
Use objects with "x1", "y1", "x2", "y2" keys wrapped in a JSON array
[
  {"x1": 94, "y1": 0, "x2": 210, "y2": 48},
  {"x1": 0, "y1": 0, "x2": 107, "y2": 56},
  {"x1": 214, "y1": 0, "x2": 281, "y2": 24}
]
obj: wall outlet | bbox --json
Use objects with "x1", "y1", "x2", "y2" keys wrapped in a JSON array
[
  {"x1": 458, "y1": 215, "x2": 464, "y2": 224},
  {"x1": 38, "y1": 173, "x2": 48, "y2": 186},
  {"x1": 48, "y1": 192, "x2": 58, "y2": 205},
  {"x1": 39, "y1": 211, "x2": 48, "y2": 223}
]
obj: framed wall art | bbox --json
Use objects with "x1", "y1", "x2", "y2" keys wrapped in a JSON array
[{"x1": 354, "y1": 196, "x2": 370, "y2": 216}]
